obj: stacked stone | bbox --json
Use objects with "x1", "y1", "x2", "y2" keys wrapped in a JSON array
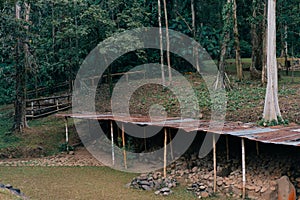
[
  {"x1": 130, "y1": 148, "x2": 300, "y2": 199},
  {"x1": 186, "y1": 182, "x2": 210, "y2": 198},
  {"x1": 129, "y1": 172, "x2": 178, "y2": 196},
  {"x1": 295, "y1": 178, "x2": 300, "y2": 200},
  {"x1": 0, "y1": 183, "x2": 27, "y2": 199}
]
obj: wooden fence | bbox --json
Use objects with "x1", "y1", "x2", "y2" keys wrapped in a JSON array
[
  {"x1": 81, "y1": 70, "x2": 146, "y2": 87},
  {"x1": 26, "y1": 94, "x2": 71, "y2": 119}
]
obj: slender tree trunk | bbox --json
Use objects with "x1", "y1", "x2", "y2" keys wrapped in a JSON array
[
  {"x1": 191, "y1": 0, "x2": 200, "y2": 72},
  {"x1": 163, "y1": 0, "x2": 172, "y2": 84},
  {"x1": 261, "y1": 0, "x2": 267, "y2": 85},
  {"x1": 233, "y1": 0, "x2": 242, "y2": 81},
  {"x1": 24, "y1": 2, "x2": 30, "y2": 127},
  {"x1": 191, "y1": 0, "x2": 195, "y2": 37},
  {"x1": 263, "y1": 0, "x2": 282, "y2": 122},
  {"x1": 279, "y1": 23, "x2": 285, "y2": 58},
  {"x1": 283, "y1": 25, "x2": 288, "y2": 75},
  {"x1": 73, "y1": 1, "x2": 79, "y2": 93},
  {"x1": 14, "y1": 2, "x2": 27, "y2": 132},
  {"x1": 215, "y1": 0, "x2": 232, "y2": 90},
  {"x1": 158, "y1": 0, "x2": 165, "y2": 86},
  {"x1": 250, "y1": 0, "x2": 262, "y2": 79},
  {"x1": 52, "y1": 2, "x2": 55, "y2": 56},
  {"x1": 250, "y1": 0, "x2": 258, "y2": 74}
]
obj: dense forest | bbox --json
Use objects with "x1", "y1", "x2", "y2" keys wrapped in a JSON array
[{"x1": 0, "y1": 0, "x2": 299, "y2": 130}]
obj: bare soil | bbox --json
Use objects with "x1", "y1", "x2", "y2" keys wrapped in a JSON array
[
  {"x1": 95, "y1": 74, "x2": 300, "y2": 124},
  {"x1": 0, "y1": 147, "x2": 102, "y2": 167}
]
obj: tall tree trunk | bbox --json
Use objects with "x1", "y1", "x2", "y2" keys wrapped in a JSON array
[
  {"x1": 14, "y1": 2, "x2": 27, "y2": 132},
  {"x1": 215, "y1": 0, "x2": 232, "y2": 90},
  {"x1": 191, "y1": 0, "x2": 200, "y2": 72},
  {"x1": 263, "y1": 0, "x2": 282, "y2": 122},
  {"x1": 233, "y1": 0, "x2": 243, "y2": 81},
  {"x1": 73, "y1": 1, "x2": 79, "y2": 93},
  {"x1": 158, "y1": 0, "x2": 165, "y2": 86},
  {"x1": 261, "y1": 0, "x2": 267, "y2": 85},
  {"x1": 51, "y1": 2, "x2": 55, "y2": 56},
  {"x1": 24, "y1": 2, "x2": 30, "y2": 100},
  {"x1": 191, "y1": 0, "x2": 195, "y2": 37},
  {"x1": 283, "y1": 25, "x2": 288, "y2": 75},
  {"x1": 250, "y1": 0, "x2": 262, "y2": 79},
  {"x1": 163, "y1": 0, "x2": 172, "y2": 84}
]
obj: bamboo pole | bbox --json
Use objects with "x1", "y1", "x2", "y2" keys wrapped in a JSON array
[
  {"x1": 117, "y1": 126, "x2": 120, "y2": 141},
  {"x1": 213, "y1": 134, "x2": 217, "y2": 193},
  {"x1": 56, "y1": 99, "x2": 59, "y2": 111},
  {"x1": 122, "y1": 123, "x2": 127, "y2": 169},
  {"x1": 163, "y1": 0, "x2": 172, "y2": 84},
  {"x1": 241, "y1": 138, "x2": 246, "y2": 199},
  {"x1": 226, "y1": 135, "x2": 229, "y2": 161},
  {"x1": 110, "y1": 121, "x2": 115, "y2": 166},
  {"x1": 158, "y1": 0, "x2": 165, "y2": 86},
  {"x1": 169, "y1": 129, "x2": 174, "y2": 160},
  {"x1": 163, "y1": 128, "x2": 167, "y2": 178},
  {"x1": 64, "y1": 117, "x2": 69, "y2": 152},
  {"x1": 31, "y1": 102, "x2": 34, "y2": 116},
  {"x1": 88, "y1": 119, "x2": 91, "y2": 138},
  {"x1": 256, "y1": 142, "x2": 259, "y2": 156},
  {"x1": 144, "y1": 127, "x2": 147, "y2": 151}
]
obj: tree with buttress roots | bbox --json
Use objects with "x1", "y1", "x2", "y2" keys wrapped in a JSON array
[{"x1": 263, "y1": 0, "x2": 286, "y2": 125}]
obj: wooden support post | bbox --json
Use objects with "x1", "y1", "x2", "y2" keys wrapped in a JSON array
[
  {"x1": 163, "y1": 128, "x2": 167, "y2": 178},
  {"x1": 31, "y1": 101, "x2": 34, "y2": 116},
  {"x1": 56, "y1": 98, "x2": 59, "y2": 111},
  {"x1": 241, "y1": 138, "x2": 246, "y2": 199},
  {"x1": 213, "y1": 134, "x2": 217, "y2": 193},
  {"x1": 110, "y1": 121, "x2": 115, "y2": 166},
  {"x1": 117, "y1": 126, "x2": 120, "y2": 144},
  {"x1": 256, "y1": 142, "x2": 259, "y2": 156},
  {"x1": 169, "y1": 129, "x2": 174, "y2": 160},
  {"x1": 87, "y1": 119, "x2": 91, "y2": 138},
  {"x1": 144, "y1": 127, "x2": 147, "y2": 152},
  {"x1": 64, "y1": 117, "x2": 69, "y2": 152},
  {"x1": 226, "y1": 135, "x2": 229, "y2": 161},
  {"x1": 122, "y1": 123, "x2": 127, "y2": 169}
]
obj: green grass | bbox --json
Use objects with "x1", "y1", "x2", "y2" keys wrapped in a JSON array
[
  {"x1": 0, "y1": 104, "x2": 78, "y2": 157},
  {"x1": 0, "y1": 166, "x2": 200, "y2": 200},
  {"x1": 0, "y1": 105, "x2": 20, "y2": 149}
]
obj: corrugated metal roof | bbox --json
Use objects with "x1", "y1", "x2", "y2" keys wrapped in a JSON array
[{"x1": 56, "y1": 113, "x2": 300, "y2": 147}]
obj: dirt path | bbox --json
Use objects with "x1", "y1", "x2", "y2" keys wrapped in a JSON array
[{"x1": 0, "y1": 147, "x2": 103, "y2": 167}]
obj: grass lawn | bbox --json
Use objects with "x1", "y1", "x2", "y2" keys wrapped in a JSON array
[{"x1": 0, "y1": 166, "x2": 202, "y2": 200}]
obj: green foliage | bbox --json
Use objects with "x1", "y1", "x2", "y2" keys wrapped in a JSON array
[
  {"x1": 0, "y1": 105, "x2": 20, "y2": 148},
  {"x1": 258, "y1": 116, "x2": 289, "y2": 127},
  {"x1": 59, "y1": 142, "x2": 74, "y2": 152},
  {"x1": 199, "y1": 26, "x2": 222, "y2": 59}
]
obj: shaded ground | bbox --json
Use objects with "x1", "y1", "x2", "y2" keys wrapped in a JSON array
[{"x1": 95, "y1": 72, "x2": 300, "y2": 124}]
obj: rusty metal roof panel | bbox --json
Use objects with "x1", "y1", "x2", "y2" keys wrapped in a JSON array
[
  {"x1": 56, "y1": 113, "x2": 300, "y2": 147},
  {"x1": 222, "y1": 127, "x2": 278, "y2": 136}
]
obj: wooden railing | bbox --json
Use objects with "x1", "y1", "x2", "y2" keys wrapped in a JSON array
[
  {"x1": 81, "y1": 70, "x2": 146, "y2": 87},
  {"x1": 26, "y1": 81, "x2": 70, "y2": 99},
  {"x1": 26, "y1": 94, "x2": 71, "y2": 119}
]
